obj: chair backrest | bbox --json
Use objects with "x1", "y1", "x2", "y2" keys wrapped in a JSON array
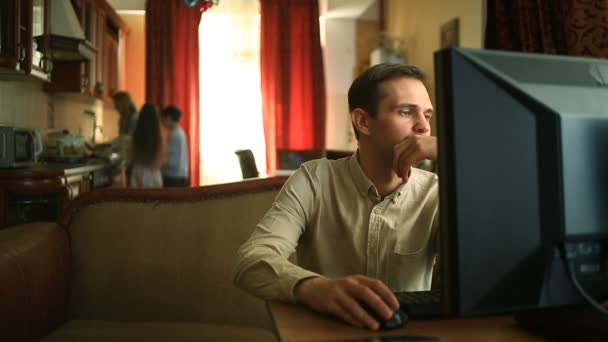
[
  {"x1": 235, "y1": 149, "x2": 259, "y2": 179},
  {"x1": 276, "y1": 149, "x2": 324, "y2": 170},
  {"x1": 60, "y1": 177, "x2": 287, "y2": 329}
]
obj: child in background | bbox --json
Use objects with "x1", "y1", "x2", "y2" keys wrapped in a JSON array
[
  {"x1": 160, "y1": 105, "x2": 189, "y2": 187},
  {"x1": 129, "y1": 103, "x2": 165, "y2": 188}
]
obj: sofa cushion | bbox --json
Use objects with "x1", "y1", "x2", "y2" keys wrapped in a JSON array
[
  {"x1": 66, "y1": 188, "x2": 279, "y2": 330},
  {"x1": 41, "y1": 320, "x2": 277, "y2": 342}
]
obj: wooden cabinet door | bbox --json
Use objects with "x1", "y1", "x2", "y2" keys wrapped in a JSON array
[
  {"x1": 96, "y1": 10, "x2": 106, "y2": 97},
  {"x1": 0, "y1": 0, "x2": 51, "y2": 80},
  {"x1": 103, "y1": 30, "x2": 118, "y2": 99},
  {"x1": 78, "y1": 0, "x2": 99, "y2": 95},
  {"x1": 29, "y1": 0, "x2": 51, "y2": 80},
  {"x1": 0, "y1": 1, "x2": 22, "y2": 70}
]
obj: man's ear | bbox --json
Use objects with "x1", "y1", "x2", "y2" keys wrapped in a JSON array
[{"x1": 351, "y1": 108, "x2": 371, "y2": 137}]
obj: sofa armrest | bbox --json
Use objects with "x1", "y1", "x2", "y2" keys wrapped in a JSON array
[{"x1": 0, "y1": 222, "x2": 70, "y2": 341}]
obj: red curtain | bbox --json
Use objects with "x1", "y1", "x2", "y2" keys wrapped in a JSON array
[
  {"x1": 485, "y1": 0, "x2": 608, "y2": 57},
  {"x1": 146, "y1": 0, "x2": 201, "y2": 186},
  {"x1": 260, "y1": 0, "x2": 326, "y2": 173}
]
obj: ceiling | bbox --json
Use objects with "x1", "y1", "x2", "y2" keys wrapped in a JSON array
[
  {"x1": 107, "y1": 0, "x2": 378, "y2": 18},
  {"x1": 322, "y1": 0, "x2": 377, "y2": 19},
  {"x1": 107, "y1": 0, "x2": 145, "y2": 11}
]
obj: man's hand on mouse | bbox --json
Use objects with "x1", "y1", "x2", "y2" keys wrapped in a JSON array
[
  {"x1": 393, "y1": 135, "x2": 437, "y2": 183},
  {"x1": 294, "y1": 275, "x2": 399, "y2": 330}
]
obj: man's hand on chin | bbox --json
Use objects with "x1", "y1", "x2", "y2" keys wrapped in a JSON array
[
  {"x1": 392, "y1": 135, "x2": 437, "y2": 183},
  {"x1": 293, "y1": 275, "x2": 399, "y2": 331}
]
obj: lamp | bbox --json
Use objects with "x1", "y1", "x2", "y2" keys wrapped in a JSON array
[{"x1": 183, "y1": 0, "x2": 219, "y2": 12}]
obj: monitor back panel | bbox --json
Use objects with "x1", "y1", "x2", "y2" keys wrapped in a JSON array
[{"x1": 436, "y1": 48, "x2": 551, "y2": 315}]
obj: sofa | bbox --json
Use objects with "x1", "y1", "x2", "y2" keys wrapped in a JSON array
[{"x1": 0, "y1": 177, "x2": 288, "y2": 342}]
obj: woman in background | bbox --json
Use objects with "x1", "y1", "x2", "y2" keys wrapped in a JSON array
[
  {"x1": 86, "y1": 91, "x2": 137, "y2": 152},
  {"x1": 113, "y1": 91, "x2": 138, "y2": 136},
  {"x1": 129, "y1": 103, "x2": 165, "y2": 188}
]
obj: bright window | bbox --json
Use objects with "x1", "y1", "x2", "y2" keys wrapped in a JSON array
[{"x1": 198, "y1": 1, "x2": 265, "y2": 185}]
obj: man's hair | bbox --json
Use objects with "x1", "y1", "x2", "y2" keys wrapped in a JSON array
[
  {"x1": 348, "y1": 64, "x2": 426, "y2": 139},
  {"x1": 161, "y1": 105, "x2": 182, "y2": 122}
]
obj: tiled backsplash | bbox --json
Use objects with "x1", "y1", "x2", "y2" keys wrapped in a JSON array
[
  {"x1": 0, "y1": 81, "x2": 48, "y2": 133},
  {"x1": 0, "y1": 81, "x2": 119, "y2": 144}
]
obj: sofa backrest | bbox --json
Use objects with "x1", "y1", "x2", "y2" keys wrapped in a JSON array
[{"x1": 60, "y1": 177, "x2": 287, "y2": 330}]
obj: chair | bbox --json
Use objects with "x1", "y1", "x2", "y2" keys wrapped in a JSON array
[
  {"x1": 0, "y1": 179, "x2": 286, "y2": 341},
  {"x1": 235, "y1": 149, "x2": 259, "y2": 179},
  {"x1": 276, "y1": 149, "x2": 355, "y2": 170},
  {"x1": 276, "y1": 149, "x2": 325, "y2": 170}
]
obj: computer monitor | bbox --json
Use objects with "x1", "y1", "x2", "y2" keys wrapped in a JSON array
[{"x1": 434, "y1": 47, "x2": 608, "y2": 317}]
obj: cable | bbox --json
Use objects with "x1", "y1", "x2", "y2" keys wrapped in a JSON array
[{"x1": 560, "y1": 244, "x2": 608, "y2": 316}]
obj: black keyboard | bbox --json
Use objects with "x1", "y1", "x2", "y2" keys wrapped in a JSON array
[
  {"x1": 395, "y1": 290, "x2": 441, "y2": 305},
  {"x1": 394, "y1": 290, "x2": 442, "y2": 318}
]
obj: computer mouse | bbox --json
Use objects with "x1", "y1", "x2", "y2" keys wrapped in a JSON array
[{"x1": 358, "y1": 300, "x2": 408, "y2": 330}]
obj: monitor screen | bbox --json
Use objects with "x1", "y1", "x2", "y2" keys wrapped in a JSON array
[{"x1": 434, "y1": 47, "x2": 608, "y2": 316}]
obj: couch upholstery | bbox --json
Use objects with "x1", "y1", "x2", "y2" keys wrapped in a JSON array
[{"x1": 0, "y1": 177, "x2": 287, "y2": 342}]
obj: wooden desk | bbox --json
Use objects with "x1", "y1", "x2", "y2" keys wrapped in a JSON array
[{"x1": 268, "y1": 302, "x2": 548, "y2": 342}]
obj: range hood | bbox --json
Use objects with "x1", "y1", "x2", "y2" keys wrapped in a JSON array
[{"x1": 44, "y1": 0, "x2": 96, "y2": 61}]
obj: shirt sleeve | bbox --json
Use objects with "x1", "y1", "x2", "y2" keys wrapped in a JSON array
[
  {"x1": 128, "y1": 114, "x2": 138, "y2": 135},
  {"x1": 233, "y1": 166, "x2": 322, "y2": 302},
  {"x1": 430, "y1": 197, "x2": 441, "y2": 290},
  {"x1": 164, "y1": 133, "x2": 179, "y2": 172}
]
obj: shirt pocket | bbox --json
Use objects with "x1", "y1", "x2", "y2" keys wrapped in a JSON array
[
  {"x1": 387, "y1": 247, "x2": 433, "y2": 291},
  {"x1": 391, "y1": 220, "x2": 431, "y2": 255},
  {"x1": 386, "y1": 224, "x2": 433, "y2": 291}
]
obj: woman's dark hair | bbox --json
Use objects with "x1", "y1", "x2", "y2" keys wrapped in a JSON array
[
  {"x1": 348, "y1": 64, "x2": 426, "y2": 139},
  {"x1": 161, "y1": 105, "x2": 182, "y2": 122},
  {"x1": 131, "y1": 103, "x2": 165, "y2": 167}
]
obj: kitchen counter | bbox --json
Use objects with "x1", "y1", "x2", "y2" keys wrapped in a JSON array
[
  {"x1": 0, "y1": 158, "x2": 121, "y2": 179},
  {"x1": 0, "y1": 158, "x2": 125, "y2": 228}
]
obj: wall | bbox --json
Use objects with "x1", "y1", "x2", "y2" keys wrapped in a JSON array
[
  {"x1": 121, "y1": 13, "x2": 146, "y2": 109},
  {"x1": 0, "y1": 82, "x2": 49, "y2": 134},
  {"x1": 322, "y1": 0, "x2": 381, "y2": 151},
  {"x1": 51, "y1": 93, "x2": 105, "y2": 143},
  {"x1": 0, "y1": 81, "x2": 111, "y2": 143},
  {"x1": 385, "y1": 0, "x2": 484, "y2": 108},
  {"x1": 355, "y1": 20, "x2": 380, "y2": 75},
  {"x1": 323, "y1": 19, "x2": 358, "y2": 151}
]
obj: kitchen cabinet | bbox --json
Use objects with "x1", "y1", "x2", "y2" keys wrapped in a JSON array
[
  {"x1": 0, "y1": 160, "x2": 122, "y2": 228},
  {"x1": 0, "y1": 0, "x2": 51, "y2": 81},
  {"x1": 0, "y1": 1, "x2": 21, "y2": 71},
  {"x1": 54, "y1": 0, "x2": 100, "y2": 96},
  {"x1": 44, "y1": 0, "x2": 126, "y2": 99},
  {"x1": 103, "y1": 27, "x2": 119, "y2": 99}
]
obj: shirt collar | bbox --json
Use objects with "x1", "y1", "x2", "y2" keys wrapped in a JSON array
[
  {"x1": 348, "y1": 150, "x2": 382, "y2": 202},
  {"x1": 348, "y1": 150, "x2": 411, "y2": 203}
]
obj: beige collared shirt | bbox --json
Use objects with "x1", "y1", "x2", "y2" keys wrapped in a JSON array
[{"x1": 233, "y1": 152, "x2": 439, "y2": 302}]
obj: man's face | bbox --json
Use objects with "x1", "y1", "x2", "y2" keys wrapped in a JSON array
[
  {"x1": 366, "y1": 77, "x2": 433, "y2": 152},
  {"x1": 160, "y1": 116, "x2": 171, "y2": 129}
]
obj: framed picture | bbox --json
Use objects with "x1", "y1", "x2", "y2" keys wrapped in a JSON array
[{"x1": 440, "y1": 18, "x2": 460, "y2": 49}]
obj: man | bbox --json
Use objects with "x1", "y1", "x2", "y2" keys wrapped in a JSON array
[
  {"x1": 233, "y1": 64, "x2": 438, "y2": 330},
  {"x1": 160, "y1": 105, "x2": 190, "y2": 187}
]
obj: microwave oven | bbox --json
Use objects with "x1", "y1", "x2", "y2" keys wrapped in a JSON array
[{"x1": 0, "y1": 126, "x2": 43, "y2": 168}]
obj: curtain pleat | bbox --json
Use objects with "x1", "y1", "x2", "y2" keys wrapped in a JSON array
[
  {"x1": 146, "y1": 0, "x2": 201, "y2": 185},
  {"x1": 260, "y1": 0, "x2": 326, "y2": 173}
]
